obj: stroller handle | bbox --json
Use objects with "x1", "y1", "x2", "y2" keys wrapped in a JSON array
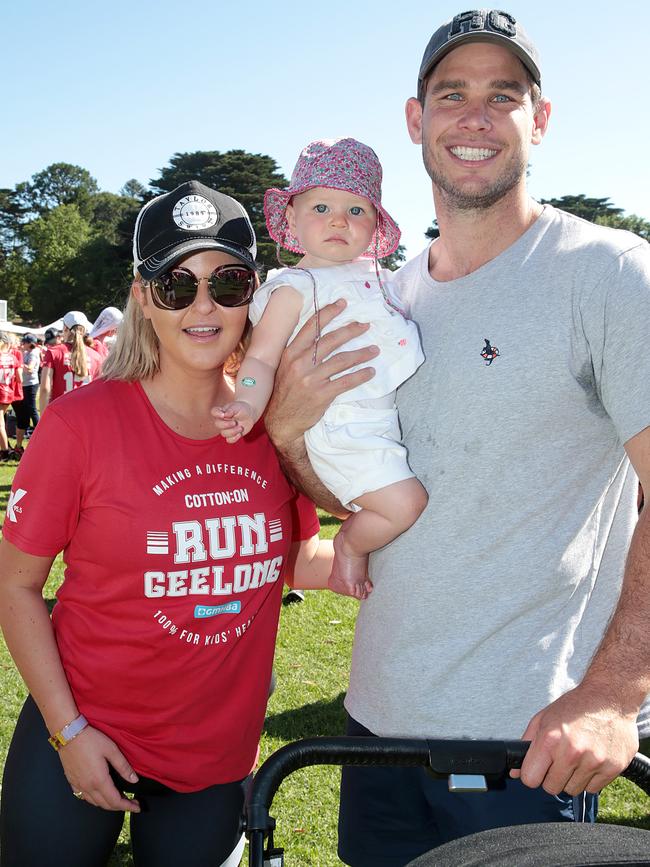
[{"x1": 245, "y1": 736, "x2": 650, "y2": 865}]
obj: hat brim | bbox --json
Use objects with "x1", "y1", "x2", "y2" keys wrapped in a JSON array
[
  {"x1": 90, "y1": 321, "x2": 121, "y2": 339},
  {"x1": 63, "y1": 317, "x2": 93, "y2": 332},
  {"x1": 264, "y1": 186, "x2": 401, "y2": 259},
  {"x1": 137, "y1": 238, "x2": 257, "y2": 280},
  {"x1": 419, "y1": 32, "x2": 541, "y2": 88}
]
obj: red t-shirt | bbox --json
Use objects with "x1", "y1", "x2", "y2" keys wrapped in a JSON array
[
  {"x1": 91, "y1": 338, "x2": 111, "y2": 360},
  {"x1": 4, "y1": 379, "x2": 319, "y2": 791},
  {"x1": 11, "y1": 347, "x2": 23, "y2": 401},
  {"x1": 0, "y1": 350, "x2": 19, "y2": 404},
  {"x1": 42, "y1": 342, "x2": 103, "y2": 401}
]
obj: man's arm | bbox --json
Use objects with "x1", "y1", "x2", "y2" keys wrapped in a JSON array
[
  {"x1": 515, "y1": 424, "x2": 650, "y2": 795},
  {"x1": 264, "y1": 299, "x2": 379, "y2": 519}
]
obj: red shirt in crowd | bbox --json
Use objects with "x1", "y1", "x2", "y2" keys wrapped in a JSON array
[
  {"x1": 41, "y1": 342, "x2": 103, "y2": 402},
  {"x1": 11, "y1": 347, "x2": 23, "y2": 401},
  {"x1": 4, "y1": 379, "x2": 319, "y2": 790},
  {"x1": 91, "y1": 338, "x2": 111, "y2": 360},
  {"x1": 0, "y1": 350, "x2": 20, "y2": 404}
]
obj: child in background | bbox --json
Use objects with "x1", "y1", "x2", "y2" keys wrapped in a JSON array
[{"x1": 214, "y1": 138, "x2": 427, "y2": 599}]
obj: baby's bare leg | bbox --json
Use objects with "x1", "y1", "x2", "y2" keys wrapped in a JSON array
[{"x1": 328, "y1": 478, "x2": 428, "y2": 600}]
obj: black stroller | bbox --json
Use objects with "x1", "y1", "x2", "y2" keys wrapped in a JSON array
[{"x1": 245, "y1": 736, "x2": 650, "y2": 866}]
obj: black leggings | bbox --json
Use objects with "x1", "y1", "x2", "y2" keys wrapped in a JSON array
[
  {"x1": 12, "y1": 384, "x2": 39, "y2": 431},
  {"x1": 0, "y1": 696, "x2": 248, "y2": 867}
]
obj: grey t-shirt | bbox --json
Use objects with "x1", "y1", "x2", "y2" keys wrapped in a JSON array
[
  {"x1": 22, "y1": 347, "x2": 41, "y2": 387},
  {"x1": 345, "y1": 206, "x2": 650, "y2": 740}
]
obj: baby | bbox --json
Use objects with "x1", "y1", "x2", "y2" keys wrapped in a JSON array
[{"x1": 214, "y1": 138, "x2": 427, "y2": 599}]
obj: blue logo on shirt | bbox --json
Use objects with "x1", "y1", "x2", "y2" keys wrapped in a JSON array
[{"x1": 194, "y1": 601, "x2": 241, "y2": 619}]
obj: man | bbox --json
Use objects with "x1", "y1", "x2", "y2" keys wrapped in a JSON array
[{"x1": 264, "y1": 10, "x2": 650, "y2": 865}]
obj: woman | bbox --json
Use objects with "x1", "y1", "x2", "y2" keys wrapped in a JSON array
[
  {"x1": 0, "y1": 181, "x2": 335, "y2": 867},
  {"x1": 90, "y1": 305, "x2": 123, "y2": 361},
  {"x1": 38, "y1": 310, "x2": 103, "y2": 411},
  {"x1": 0, "y1": 331, "x2": 21, "y2": 460},
  {"x1": 11, "y1": 332, "x2": 41, "y2": 457}
]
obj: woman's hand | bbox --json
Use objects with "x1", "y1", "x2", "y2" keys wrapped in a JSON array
[{"x1": 60, "y1": 725, "x2": 141, "y2": 812}]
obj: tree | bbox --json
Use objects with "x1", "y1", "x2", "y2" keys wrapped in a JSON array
[
  {"x1": 539, "y1": 195, "x2": 623, "y2": 222},
  {"x1": 425, "y1": 220, "x2": 440, "y2": 240},
  {"x1": 0, "y1": 188, "x2": 32, "y2": 319},
  {"x1": 538, "y1": 196, "x2": 650, "y2": 240},
  {"x1": 595, "y1": 213, "x2": 650, "y2": 242},
  {"x1": 70, "y1": 192, "x2": 141, "y2": 317},
  {"x1": 120, "y1": 179, "x2": 147, "y2": 200},
  {"x1": 0, "y1": 251, "x2": 32, "y2": 319},
  {"x1": 23, "y1": 204, "x2": 93, "y2": 321},
  {"x1": 0, "y1": 167, "x2": 146, "y2": 322},
  {"x1": 15, "y1": 163, "x2": 99, "y2": 220},
  {"x1": 0, "y1": 188, "x2": 28, "y2": 254},
  {"x1": 379, "y1": 244, "x2": 407, "y2": 270},
  {"x1": 89, "y1": 192, "x2": 141, "y2": 245},
  {"x1": 150, "y1": 150, "x2": 290, "y2": 272}
]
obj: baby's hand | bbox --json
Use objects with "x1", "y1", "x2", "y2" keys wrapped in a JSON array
[
  {"x1": 328, "y1": 533, "x2": 373, "y2": 601},
  {"x1": 212, "y1": 402, "x2": 255, "y2": 444}
]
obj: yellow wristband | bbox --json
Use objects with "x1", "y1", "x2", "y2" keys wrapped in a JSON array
[{"x1": 48, "y1": 714, "x2": 88, "y2": 751}]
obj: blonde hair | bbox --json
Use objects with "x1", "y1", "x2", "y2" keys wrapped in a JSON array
[
  {"x1": 66, "y1": 325, "x2": 89, "y2": 378},
  {"x1": 101, "y1": 288, "x2": 160, "y2": 382},
  {"x1": 102, "y1": 278, "x2": 252, "y2": 382}
]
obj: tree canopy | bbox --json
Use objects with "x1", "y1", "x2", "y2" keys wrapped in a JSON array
[
  {"x1": 15, "y1": 163, "x2": 99, "y2": 219},
  {"x1": 0, "y1": 166, "x2": 141, "y2": 322}
]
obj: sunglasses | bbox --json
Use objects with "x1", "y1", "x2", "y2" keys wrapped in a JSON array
[{"x1": 146, "y1": 265, "x2": 256, "y2": 310}]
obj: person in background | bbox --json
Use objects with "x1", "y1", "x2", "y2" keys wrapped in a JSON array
[
  {"x1": 10, "y1": 333, "x2": 41, "y2": 458},
  {"x1": 43, "y1": 327, "x2": 62, "y2": 348},
  {"x1": 263, "y1": 9, "x2": 650, "y2": 864},
  {"x1": 39, "y1": 311, "x2": 102, "y2": 412},
  {"x1": 0, "y1": 181, "x2": 337, "y2": 867},
  {"x1": 90, "y1": 306, "x2": 124, "y2": 362},
  {"x1": 9, "y1": 333, "x2": 24, "y2": 408},
  {"x1": 0, "y1": 332, "x2": 21, "y2": 461}
]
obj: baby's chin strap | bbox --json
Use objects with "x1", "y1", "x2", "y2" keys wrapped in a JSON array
[
  {"x1": 373, "y1": 230, "x2": 402, "y2": 315},
  {"x1": 310, "y1": 267, "x2": 320, "y2": 366}
]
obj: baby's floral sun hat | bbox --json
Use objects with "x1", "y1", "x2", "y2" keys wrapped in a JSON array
[{"x1": 264, "y1": 138, "x2": 400, "y2": 258}]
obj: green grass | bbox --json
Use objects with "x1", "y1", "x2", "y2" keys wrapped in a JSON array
[{"x1": 0, "y1": 459, "x2": 648, "y2": 865}]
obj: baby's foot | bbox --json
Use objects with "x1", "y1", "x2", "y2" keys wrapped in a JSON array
[{"x1": 328, "y1": 532, "x2": 372, "y2": 600}]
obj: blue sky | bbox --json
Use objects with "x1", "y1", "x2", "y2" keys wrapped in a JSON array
[{"x1": 3, "y1": 0, "x2": 649, "y2": 257}]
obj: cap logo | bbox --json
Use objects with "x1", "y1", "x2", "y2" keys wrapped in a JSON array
[
  {"x1": 172, "y1": 194, "x2": 218, "y2": 231},
  {"x1": 450, "y1": 9, "x2": 516, "y2": 39}
]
